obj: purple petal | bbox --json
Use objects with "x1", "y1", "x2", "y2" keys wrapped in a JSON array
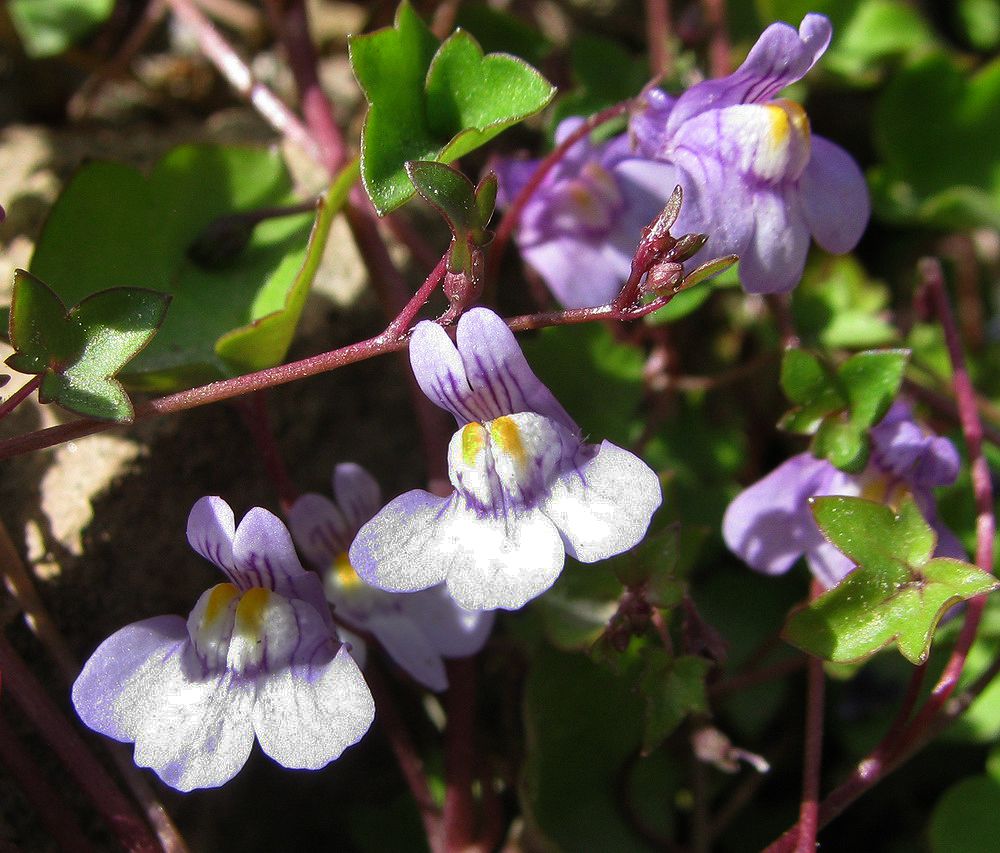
[
  {"x1": 332, "y1": 463, "x2": 383, "y2": 531},
  {"x1": 350, "y1": 489, "x2": 454, "y2": 592},
  {"x1": 455, "y1": 308, "x2": 577, "y2": 433},
  {"x1": 737, "y1": 186, "x2": 811, "y2": 294},
  {"x1": 351, "y1": 490, "x2": 565, "y2": 611},
  {"x1": 667, "y1": 14, "x2": 832, "y2": 133},
  {"x1": 409, "y1": 320, "x2": 497, "y2": 424},
  {"x1": 871, "y1": 409, "x2": 960, "y2": 489},
  {"x1": 798, "y1": 135, "x2": 870, "y2": 254},
  {"x1": 253, "y1": 647, "x2": 374, "y2": 770},
  {"x1": 396, "y1": 587, "x2": 494, "y2": 657},
  {"x1": 367, "y1": 615, "x2": 449, "y2": 691},
  {"x1": 232, "y1": 507, "x2": 308, "y2": 590},
  {"x1": 630, "y1": 88, "x2": 677, "y2": 157},
  {"x1": 492, "y1": 155, "x2": 543, "y2": 207},
  {"x1": 540, "y1": 441, "x2": 662, "y2": 562},
  {"x1": 520, "y1": 234, "x2": 632, "y2": 308},
  {"x1": 288, "y1": 493, "x2": 351, "y2": 569},
  {"x1": 187, "y1": 496, "x2": 237, "y2": 581},
  {"x1": 723, "y1": 453, "x2": 848, "y2": 576},
  {"x1": 72, "y1": 615, "x2": 189, "y2": 742}
]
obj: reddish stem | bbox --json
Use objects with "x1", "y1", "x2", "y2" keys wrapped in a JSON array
[
  {"x1": 0, "y1": 636, "x2": 161, "y2": 852},
  {"x1": 701, "y1": 0, "x2": 732, "y2": 77},
  {"x1": 487, "y1": 100, "x2": 632, "y2": 287},
  {"x1": 644, "y1": 0, "x2": 672, "y2": 78},
  {"x1": 0, "y1": 709, "x2": 94, "y2": 853},
  {"x1": 237, "y1": 391, "x2": 300, "y2": 513},
  {"x1": 443, "y1": 657, "x2": 479, "y2": 852},
  {"x1": 164, "y1": 0, "x2": 321, "y2": 163},
  {"x1": 795, "y1": 584, "x2": 826, "y2": 853},
  {"x1": 263, "y1": 0, "x2": 346, "y2": 174},
  {"x1": 0, "y1": 374, "x2": 42, "y2": 421}
]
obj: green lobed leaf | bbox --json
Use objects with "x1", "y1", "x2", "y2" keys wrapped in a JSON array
[
  {"x1": 783, "y1": 496, "x2": 998, "y2": 664},
  {"x1": 812, "y1": 417, "x2": 869, "y2": 472},
  {"x1": 537, "y1": 561, "x2": 623, "y2": 651},
  {"x1": 838, "y1": 348, "x2": 910, "y2": 428},
  {"x1": 351, "y1": 2, "x2": 554, "y2": 214},
  {"x1": 6, "y1": 270, "x2": 170, "y2": 421},
  {"x1": 639, "y1": 650, "x2": 711, "y2": 754},
  {"x1": 8, "y1": 0, "x2": 114, "y2": 58},
  {"x1": 778, "y1": 349, "x2": 845, "y2": 435},
  {"x1": 28, "y1": 145, "x2": 314, "y2": 390}
]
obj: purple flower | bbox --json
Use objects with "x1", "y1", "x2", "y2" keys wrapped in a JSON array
[
  {"x1": 349, "y1": 308, "x2": 662, "y2": 610},
  {"x1": 288, "y1": 463, "x2": 494, "y2": 692},
  {"x1": 723, "y1": 402, "x2": 964, "y2": 588},
  {"x1": 72, "y1": 497, "x2": 374, "y2": 791},
  {"x1": 630, "y1": 13, "x2": 869, "y2": 294},
  {"x1": 493, "y1": 118, "x2": 680, "y2": 308}
]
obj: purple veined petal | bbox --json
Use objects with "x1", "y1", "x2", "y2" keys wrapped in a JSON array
[
  {"x1": 798, "y1": 135, "x2": 870, "y2": 254},
  {"x1": 396, "y1": 586, "x2": 495, "y2": 657},
  {"x1": 409, "y1": 320, "x2": 496, "y2": 425},
  {"x1": 666, "y1": 14, "x2": 832, "y2": 133},
  {"x1": 607, "y1": 157, "x2": 684, "y2": 257},
  {"x1": 455, "y1": 308, "x2": 578, "y2": 434},
  {"x1": 367, "y1": 614, "x2": 449, "y2": 691},
  {"x1": 350, "y1": 490, "x2": 565, "y2": 611},
  {"x1": 232, "y1": 507, "x2": 308, "y2": 590},
  {"x1": 333, "y1": 463, "x2": 383, "y2": 532},
  {"x1": 539, "y1": 441, "x2": 662, "y2": 562},
  {"x1": 252, "y1": 647, "x2": 374, "y2": 770},
  {"x1": 187, "y1": 496, "x2": 237, "y2": 581},
  {"x1": 737, "y1": 185, "x2": 811, "y2": 294},
  {"x1": 806, "y1": 538, "x2": 858, "y2": 588},
  {"x1": 287, "y1": 493, "x2": 351, "y2": 569},
  {"x1": 871, "y1": 412, "x2": 961, "y2": 489},
  {"x1": 520, "y1": 233, "x2": 632, "y2": 308},
  {"x1": 723, "y1": 453, "x2": 846, "y2": 576},
  {"x1": 350, "y1": 489, "x2": 454, "y2": 592},
  {"x1": 72, "y1": 615, "x2": 189, "y2": 742},
  {"x1": 132, "y1": 651, "x2": 255, "y2": 791}
]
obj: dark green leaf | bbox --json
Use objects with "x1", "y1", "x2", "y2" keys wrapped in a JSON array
[
  {"x1": 839, "y1": 348, "x2": 909, "y2": 428},
  {"x1": 783, "y1": 496, "x2": 998, "y2": 663},
  {"x1": 930, "y1": 775, "x2": 1000, "y2": 853},
  {"x1": 778, "y1": 349, "x2": 845, "y2": 434},
  {"x1": 639, "y1": 650, "x2": 711, "y2": 753},
  {"x1": 8, "y1": 0, "x2": 114, "y2": 58},
  {"x1": 6, "y1": 270, "x2": 170, "y2": 421},
  {"x1": 813, "y1": 417, "x2": 869, "y2": 472},
  {"x1": 406, "y1": 161, "x2": 482, "y2": 239},
  {"x1": 351, "y1": 2, "x2": 554, "y2": 214},
  {"x1": 958, "y1": 0, "x2": 1000, "y2": 50},
  {"x1": 28, "y1": 145, "x2": 315, "y2": 390},
  {"x1": 538, "y1": 562, "x2": 623, "y2": 651}
]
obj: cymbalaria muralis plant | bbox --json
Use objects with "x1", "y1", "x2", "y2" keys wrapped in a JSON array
[{"x1": 1, "y1": 1, "x2": 998, "y2": 851}]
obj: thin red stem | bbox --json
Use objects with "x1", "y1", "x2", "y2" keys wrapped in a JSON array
[
  {"x1": 487, "y1": 100, "x2": 632, "y2": 287},
  {"x1": 644, "y1": 0, "x2": 672, "y2": 78},
  {"x1": 163, "y1": 0, "x2": 322, "y2": 163},
  {"x1": 443, "y1": 657, "x2": 479, "y2": 852},
  {"x1": 796, "y1": 656, "x2": 824, "y2": 849},
  {"x1": 0, "y1": 374, "x2": 42, "y2": 420},
  {"x1": 237, "y1": 391, "x2": 300, "y2": 513},
  {"x1": 0, "y1": 636, "x2": 161, "y2": 852},
  {"x1": 263, "y1": 0, "x2": 346, "y2": 174},
  {"x1": 701, "y1": 0, "x2": 732, "y2": 77}
]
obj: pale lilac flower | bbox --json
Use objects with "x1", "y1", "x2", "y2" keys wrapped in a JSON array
[
  {"x1": 72, "y1": 497, "x2": 374, "y2": 792},
  {"x1": 630, "y1": 13, "x2": 869, "y2": 294},
  {"x1": 493, "y1": 118, "x2": 680, "y2": 308},
  {"x1": 288, "y1": 463, "x2": 494, "y2": 692},
  {"x1": 723, "y1": 402, "x2": 964, "y2": 588},
  {"x1": 349, "y1": 308, "x2": 662, "y2": 611}
]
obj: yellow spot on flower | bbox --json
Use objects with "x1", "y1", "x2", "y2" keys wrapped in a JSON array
[
  {"x1": 462, "y1": 422, "x2": 487, "y2": 466},
  {"x1": 201, "y1": 583, "x2": 239, "y2": 628},
  {"x1": 490, "y1": 416, "x2": 527, "y2": 466},
  {"x1": 233, "y1": 587, "x2": 270, "y2": 640},
  {"x1": 774, "y1": 99, "x2": 810, "y2": 138},
  {"x1": 332, "y1": 551, "x2": 363, "y2": 590}
]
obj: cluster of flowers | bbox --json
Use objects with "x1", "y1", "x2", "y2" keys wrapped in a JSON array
[
  {"x1": 73, "y1": 309, "x2": 663, "y2": 790},
  {"x1": 495, "y1": 13, "x2": 870, "y2": 306}
]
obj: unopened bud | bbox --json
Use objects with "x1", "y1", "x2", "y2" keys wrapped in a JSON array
[
  {"x1": 645, "y1": 261, "x2": 685, "y2": 295},
  {"x1": 671, "y1": 233, "x2": 708, "y2": 263}
]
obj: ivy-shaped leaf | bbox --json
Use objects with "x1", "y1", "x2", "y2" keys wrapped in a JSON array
[
  {"x1": 351, "y1": 1, "x2": 555, "y2": 214},
  {"x1": 783, "y1": 496, "x2": 998, "y2": 664},
  {"x1": 6, "y1": 270, "x2": 170, "y2": 421},
  {"x1": 639, "y1": 649, "x2": 711, "y2": 754},
  {"x1": 779, "y1": 348, "x2": 909, "y2": 472}
]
